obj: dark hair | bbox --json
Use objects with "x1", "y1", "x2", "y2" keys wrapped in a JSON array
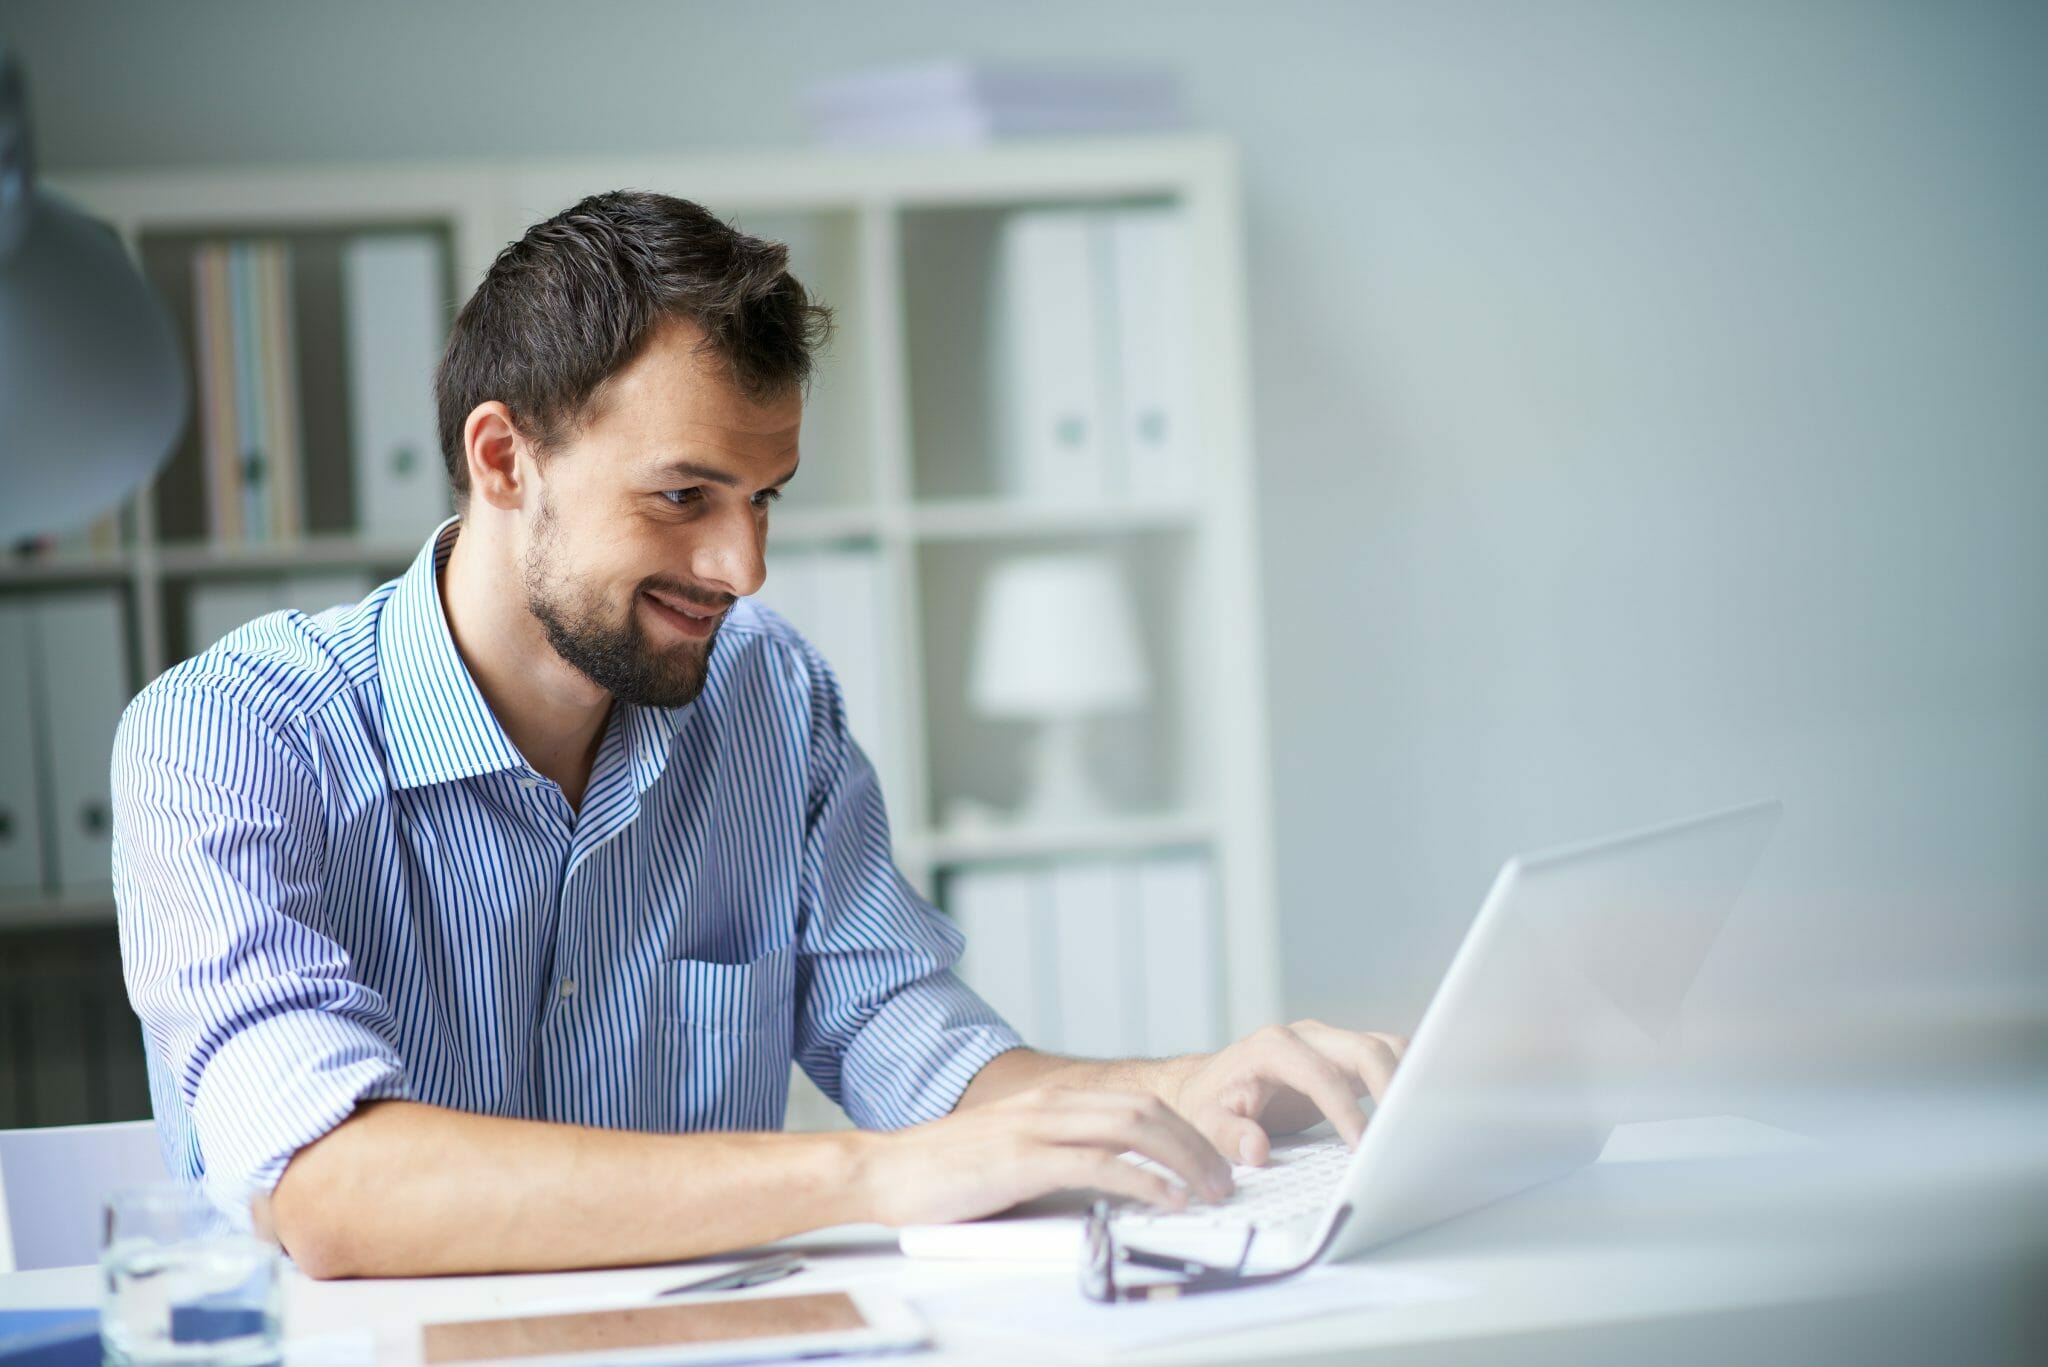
[{"x1": 434, "y1": 189, "x2": 833, "y2": 503}]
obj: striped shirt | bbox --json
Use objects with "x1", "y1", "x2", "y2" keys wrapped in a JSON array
[{"x1": 112, "y1": 518, "x2": 1021, "y2": 1224}]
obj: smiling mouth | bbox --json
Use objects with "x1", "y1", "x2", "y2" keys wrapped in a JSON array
[{"x1": 641, "y1": 585, "x2": 729, "y2": 638}]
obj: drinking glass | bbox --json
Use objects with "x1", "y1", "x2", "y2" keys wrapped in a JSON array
[{"x1": 100, "y1": 1185, "x2": 282, "y2": 1367}]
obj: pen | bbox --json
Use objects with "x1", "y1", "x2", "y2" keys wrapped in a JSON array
[{"x1": 653, "y1": 1251, "x2": 806, "y2": 1297}]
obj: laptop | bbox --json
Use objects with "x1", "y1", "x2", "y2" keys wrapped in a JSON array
[{"x1": 902, "y1": 800, "x2": 1782, "y2": 1270}]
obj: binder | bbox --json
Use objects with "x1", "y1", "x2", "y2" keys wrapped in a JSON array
[
  {"x1": 757, "y1": 550, "x2": 902, "y2": 822},
  {"x1": 192, "y1": 244, "x2": 245, "y2": 543},
  {"x1": 949, "y1": 864, "x2": 1046, "y2": 1044},
  {"x1": 993, "y1": 211, "x2": 1115, "y2": 501},
  {"x1": 757, "y1": 552, "x2": 820, "y2": 631},
  {"x1": 1109, "y1": 208, "x2": 1199, "y2": 499},
  {"x1": 1049, "y1": 859, "x2": 1136, "y2": 1056},
  {"x1": 230, "y1": 242, "x2": 270, "y2": 543},
  {"x1": 31, "y1": 592, "x2": 131, "y2": 896},
  {"x1": 343, "y1": 233, "x2": 452, "y2": 543},
  {"x1": 810, "y1": 549, "x2": 901, "y2": 820},
  {"x1": 1135, "y1": 852, "x2": 1220, "y2": 1055},
  {"x1": 0, "y1": 603, "x2": 48, "y2": 898},
  {"x1": 256, "y1": 241, "x2": 306, "y2": 541}
]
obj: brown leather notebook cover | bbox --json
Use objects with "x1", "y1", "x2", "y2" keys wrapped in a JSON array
[{"x1": 421, "y1": 1291, "x2": 868, "y2": 1363}]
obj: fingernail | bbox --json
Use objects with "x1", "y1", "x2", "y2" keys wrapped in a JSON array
[{"x1": 1239, "y1": 1136, "x2": 1259, "y2": 1165}]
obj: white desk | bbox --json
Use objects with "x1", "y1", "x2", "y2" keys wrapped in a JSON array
[{"x1": 7, "y1": 1094, "x2": 2045, "y2": 1365}]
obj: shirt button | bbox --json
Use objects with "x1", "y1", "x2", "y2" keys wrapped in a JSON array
[
  {"x1": 518, "y1": 776, "x2": 542, "y2": 791},
  {"x1": 560, "y1": 978, "x2": 577, "y2": 999}
]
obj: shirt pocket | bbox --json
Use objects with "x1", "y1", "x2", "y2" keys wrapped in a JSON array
[
  {"x1": 645, "y1": 942, "x2": 797, "y2": 1132},
  {"x1": 649, "y1": 940, "x2": 796, "y2": 1036}
]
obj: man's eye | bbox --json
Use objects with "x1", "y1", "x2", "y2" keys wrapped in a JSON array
[
  {"x1": 659, "y1": 488, "x2": 703, "y2": 507},
  {"x1": 753, "y1": 488, "x2": 784, "y2": 509}
]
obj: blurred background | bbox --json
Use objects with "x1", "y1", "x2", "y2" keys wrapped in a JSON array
[{"x1": 0, "y1": 0, "x2": 2043, "y2": 1148}]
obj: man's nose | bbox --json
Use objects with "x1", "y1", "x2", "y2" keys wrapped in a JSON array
[{"x1": 689, "y1": 503, "x2": 767, "y2": 600}]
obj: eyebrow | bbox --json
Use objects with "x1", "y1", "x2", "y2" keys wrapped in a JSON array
[{"x1": 650, "y1": 458, "x2": 800, "y2": 490}]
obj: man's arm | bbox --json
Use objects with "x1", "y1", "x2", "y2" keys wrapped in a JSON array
[
  {"x1": 270, "y1": 1021, "x2": 1409, "y2": 1276},
  {"x1": 269, "y1": 1079, "x2": 1237, "y2": 1277},
  {"x1": 268, "y1": 1101, "x2": 862, "y2": 1277}
]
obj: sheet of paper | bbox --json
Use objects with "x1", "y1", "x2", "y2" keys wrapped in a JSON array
[
  {"x1": 913, "y1": 1264, "x2": 1467, "y2": 1353},
  {"x1": 284, "y1": 1329, "x2": 377, "y2": 1367}
]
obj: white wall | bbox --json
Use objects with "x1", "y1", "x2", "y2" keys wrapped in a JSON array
[{"x1": 12, "y1": 0, "x2": 2043, "y2": 1082}]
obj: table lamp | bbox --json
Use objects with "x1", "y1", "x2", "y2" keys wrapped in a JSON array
[
  {"x1": 968, "y1": 551, "x2": 1150, "y2": 824},
  {"x1": 0, "y1": 44, "x2": 186, "y2": 543}
]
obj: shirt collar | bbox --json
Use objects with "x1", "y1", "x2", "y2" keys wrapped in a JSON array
[
  {"x1": 377, "y1": 517, "x2": 531, "y2": 790},
  {"x1": 626, "y1": 698, "x2": 688, "y2": 798},
  {"x1": 377, "y1": 517, "x2": 694, "y2": 796}
]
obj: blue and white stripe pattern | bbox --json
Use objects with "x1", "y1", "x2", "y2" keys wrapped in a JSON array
[{"x1": 113, "y1": 518, "x2": 1021, "y2": 1224}]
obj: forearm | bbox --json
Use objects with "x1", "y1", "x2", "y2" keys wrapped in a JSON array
[
  {"x1": 267, "y1": 1099, "x2": 870, "y2": 1278},
  {"x1": 955, "y1": 1047, "x2": 1204, "y2": 1113}
]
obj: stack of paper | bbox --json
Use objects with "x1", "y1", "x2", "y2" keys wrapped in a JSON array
[
  {"x1": 805, "y1": 60, "x2": 1183, "y2": 146},
  {"x1": 914, "y1": 1264, "x2": 1467, "y2": 1354}
]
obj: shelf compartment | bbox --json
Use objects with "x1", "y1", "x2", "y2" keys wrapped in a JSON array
[
  {"x1": 0, "y1": 552, "x2": 135, "y2": 587},
  {"x1": 914, "y1": 529, "x2": 1199, "y2": 836},
  {"x1": 914, "y1": 811, "x2": 1213, "y2": 867},
  {"x1": 909, "y1": 497, "x2": 1199, "y2": 541}
]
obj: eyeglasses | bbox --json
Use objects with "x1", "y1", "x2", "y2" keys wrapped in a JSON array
[{"x1": 1078, "y1": 1200, "x2": 1353, "y2": 1303}]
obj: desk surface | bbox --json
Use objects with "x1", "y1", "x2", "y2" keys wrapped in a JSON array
[{"x1": 7, "y1": 1093, "x2": 2045, "y2": 1366}]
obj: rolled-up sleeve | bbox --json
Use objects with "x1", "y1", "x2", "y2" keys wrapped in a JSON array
[
  {"x1": 786, "y1": 649, "x2": 1023, "y2": 1129},
  {"x1": 112, "y1": 681, "x2": 408, "y2": 1224}
]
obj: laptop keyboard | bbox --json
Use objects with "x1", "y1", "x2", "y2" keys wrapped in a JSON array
[{"x1": 1119, "y1": 1138, "x2": 1353, "y2": 1242}]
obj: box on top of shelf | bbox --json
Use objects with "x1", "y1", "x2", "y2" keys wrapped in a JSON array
[{"x1": 805, "y1": 60, "x2": 1184, "y2": 146}]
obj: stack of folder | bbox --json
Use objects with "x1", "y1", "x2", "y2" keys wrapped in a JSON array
[{"x1": 191, "y1": 241, "x2": 305, "y2": 545}]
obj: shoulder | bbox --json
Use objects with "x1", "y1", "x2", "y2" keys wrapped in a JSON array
[
  {"x1": 713, "y1": 597, "x2": 838, "y2": 701},
  {"x1": 119, "y1": 584, "x2": 393, "y2": 755}
]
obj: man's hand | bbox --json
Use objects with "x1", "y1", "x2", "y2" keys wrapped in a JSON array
[
  {"x1": 874, "y1": 1021, "x2": 1410, "y2": 1227},
  {"x1": 857, "y1": 1084, "x2": 1236, "y2": 1228},
  {"x1": 1166, "y1": 1020, "x2": 1410, "y2": 1166}
]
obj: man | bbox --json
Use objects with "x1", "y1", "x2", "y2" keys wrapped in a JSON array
[{"x1": 113, "y1": 191, "x2": 1405, "y2": 1278}]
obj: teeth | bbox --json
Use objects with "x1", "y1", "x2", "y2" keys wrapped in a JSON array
[{"x1": 649, "y1": 589, "x2": 716, "y2": 621}]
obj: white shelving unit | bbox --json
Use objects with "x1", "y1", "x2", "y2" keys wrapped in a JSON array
[{"x1": 15, "y1": 139, "x2": 1281, "y2": 1054}]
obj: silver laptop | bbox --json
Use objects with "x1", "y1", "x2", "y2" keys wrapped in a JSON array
[{"x1": 910, "y1": 801, "x2": 1781, "y2": 1269}]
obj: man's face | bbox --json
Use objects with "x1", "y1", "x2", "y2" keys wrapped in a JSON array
[{"x1": 518, "y1": 320, "x2": 800, "y2": 709}]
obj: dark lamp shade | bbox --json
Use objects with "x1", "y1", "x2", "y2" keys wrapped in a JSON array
[{"x1": 0, "y1": 191, "x2": 187, "y2": 542}]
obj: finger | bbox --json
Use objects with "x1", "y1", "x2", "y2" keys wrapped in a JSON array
[
  {"x1": 1258, "y1": 1029, "x2": 1371, "y2": 1147},
  {"x1": 1195, "y1": 1106, "x2": 1271, "y2": 1169},
  {"x1": 1294, "y1": 1022, "x2": 1404, "y2": 1102},
  {"x1": 1039, "y1": 1146, "x2": 1190, "y2": 1212},
  {"x1": 1035, "y1": 1093, "x2": 1234, "y2": 1200},
  {"x1": 1331, "y1": 1033, "x2": 1401, "y2": 1103},
  {"x1": 1370, "y1": 1031, "x2": 1412, "y2": 1064}
]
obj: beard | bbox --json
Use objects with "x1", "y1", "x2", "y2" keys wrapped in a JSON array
[{"x1": 521, "y1": 501, "x2": 725, "y2": 709}]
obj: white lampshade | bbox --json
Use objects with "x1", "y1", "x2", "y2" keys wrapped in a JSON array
[{"x1": 969, "y1": 552, "x2": 1150, "y2": 720}]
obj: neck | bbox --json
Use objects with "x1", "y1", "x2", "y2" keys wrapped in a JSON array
[{"x1": 440, "y1": 521, "x2": 611, "y2": 810}]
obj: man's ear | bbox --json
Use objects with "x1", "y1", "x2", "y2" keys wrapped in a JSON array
[{"x1": 463, "y1": 401, "x2": 531, "y2": 512}]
